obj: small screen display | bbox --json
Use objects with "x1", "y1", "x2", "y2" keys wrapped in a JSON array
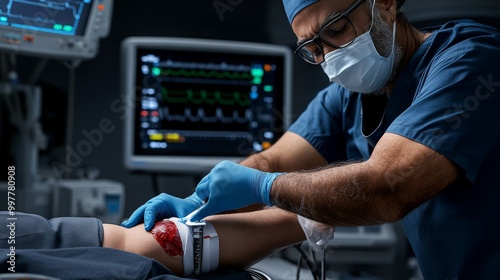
[
  {"x1": 0, "y1": 0, "x2": 93, "y2": 36},
  {"x1": 105, "y1": 194, "x2": 120, "y2": 214}
]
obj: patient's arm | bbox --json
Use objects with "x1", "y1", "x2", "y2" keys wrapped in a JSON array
[
  {"x1": 103, "y1": 219, "x2": 185, "y2": 275},
  {"x1": 103, "y1": 207, "x2": 304, "y2": 276},
  {"x1": 206, "y1": 207, "x2": 305, "y2": 268}
]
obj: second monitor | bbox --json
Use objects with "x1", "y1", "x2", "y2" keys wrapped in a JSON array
[{"x1": 122, "y1": 37, "x2": 292, "y2": 173}]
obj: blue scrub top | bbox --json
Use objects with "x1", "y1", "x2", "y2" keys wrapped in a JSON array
[{"x1": 288, "y1": 20, "x2": 500, "y2": 279}]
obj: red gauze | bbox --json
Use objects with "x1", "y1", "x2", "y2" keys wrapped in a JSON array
[{"x1": 151, "y1": 220, "x2": 183, "y2": 256}]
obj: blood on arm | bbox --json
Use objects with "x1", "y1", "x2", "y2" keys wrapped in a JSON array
[
  {"x1": 151, "y1": 220, "x2": 183, "y2": 257},
  {"x1": 150, "y1": 218, "x2": 219, "y2": 276}
]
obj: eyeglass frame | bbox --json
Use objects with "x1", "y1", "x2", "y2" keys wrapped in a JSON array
[{"x1": 294, "y1": 0, "x2": 367, "y2": 65}]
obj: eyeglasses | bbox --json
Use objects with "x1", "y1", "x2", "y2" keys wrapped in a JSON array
[{"x1": 294, "y1": 0, "x2": 366, "y2": 65}]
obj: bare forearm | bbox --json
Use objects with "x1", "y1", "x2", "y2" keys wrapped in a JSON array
[
  {"x1": 240, "y1": 132, "x2": 328, "y2": 173},
  {"x1": 270, "y1": 161, "x2": 390, "y2": 226},
  {"x1": 206, "y1": 207, "x2": 305, "y2": 268},
  {"x1": 239, "y1": 152, "x2": 276, "y2": 171}
]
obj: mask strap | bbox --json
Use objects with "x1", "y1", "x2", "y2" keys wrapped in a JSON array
[
  {"x1": 369, "y1": 0, "x2": 376, "y2": 31},
  {"x1": 370, "y1": 0, "x2": 397, "y2": 56},
  {"x1": 390, "y1": 20, "x2": 396, "y2": 53}
]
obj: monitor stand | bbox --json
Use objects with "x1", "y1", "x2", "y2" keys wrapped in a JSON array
[{"x1": 0, "y1": 82, "x2": 52, "y2": 217}]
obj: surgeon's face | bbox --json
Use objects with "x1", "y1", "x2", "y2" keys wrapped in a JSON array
[
  {"x1": 292, "y1": 0, "x2": 402, "y2": 86},
  {"x1": 292, "y1": 0, "x2": 372, "y2": 57}
]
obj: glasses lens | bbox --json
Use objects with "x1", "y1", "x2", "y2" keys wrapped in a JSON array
[
  {"x1": 296, "y1": 42, "x2": 323, "y2": 64},
  {"x1": 295, "y1": 18, "x2": 357, "y2": 65},
  {"x1": 320, "y1": 17, "x2": 356, "y2": 48}
]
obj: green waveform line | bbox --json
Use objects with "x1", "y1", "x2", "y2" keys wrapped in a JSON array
[
  {"x1": 153, "y1": 67, "x2": 254, "y2": 80},
  {"x1": 162, "y1": 88, "x2": 251, "y2": 106}
]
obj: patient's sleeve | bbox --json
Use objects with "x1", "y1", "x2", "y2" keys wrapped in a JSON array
[{"x1": 0, "y1": 211, "x2": 103, "y2": 249}]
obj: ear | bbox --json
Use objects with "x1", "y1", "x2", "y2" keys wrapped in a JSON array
[{"x1": 376, "y1": 0, "x2": 397, "y2": 23}]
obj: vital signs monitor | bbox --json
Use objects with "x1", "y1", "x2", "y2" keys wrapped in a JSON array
[
  {"x1": 122, "y1": 37, "x2": 293, "y2": 173},
  {"x1": 0, "y1": 0, "x2": 113, "y2": 60}
]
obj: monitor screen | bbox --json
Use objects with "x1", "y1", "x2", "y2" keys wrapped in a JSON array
[
  {"x1": 122, "y1": 37, "x2": 292, "y2": 173},
  {"x1": 0, "y1": 0, "x2": 113, "y2": 60},
  {"x1": 0, "y1": 0, "x2": 93, "y2": 36}
]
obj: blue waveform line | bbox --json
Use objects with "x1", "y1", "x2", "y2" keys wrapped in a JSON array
[
  {"x1": 7, "y1": 15, "x2": 57, "y2": 25},
  {"x1": 42, "y1": 0, "x2": 85, "y2": 18},
  {"x1": 49, "y1": 0, "x2": 86, "y2": 19},
  {"x1": 161, "y1": 77, "x2": 252, "y2": 87},
  {"x1": 159, "y1": 60, "x2": 253, "y2": 72},
  {"x1": 5, "y1": 0, "x2": 85, "y2": 24},
  {"x1": 162, "y1": 107, "x2": 253, "y2": 124}
]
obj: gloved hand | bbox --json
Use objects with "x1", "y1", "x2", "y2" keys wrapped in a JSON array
[
  {"x1": 121, "y1": 193, "x2": 203, "y2": 230},
  {"x1": 189, "y1": 160, "x2": 282, "y2": 222}
]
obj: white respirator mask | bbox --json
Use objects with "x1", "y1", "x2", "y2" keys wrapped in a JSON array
[{"x1": 321, "y1": 1, "x2": 396, "y2": 93}]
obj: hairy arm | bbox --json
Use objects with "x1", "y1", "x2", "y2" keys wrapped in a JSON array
[{"x1": 270, "y1": 133, "x2": 460, "y2": 226}]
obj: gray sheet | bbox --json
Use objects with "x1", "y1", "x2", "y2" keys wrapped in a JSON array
[{"x1": 0, "y1": 212, "x2": 252, "y2": 279}]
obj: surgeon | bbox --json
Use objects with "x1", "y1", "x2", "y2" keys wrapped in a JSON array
[{"x1": 123, "y1": 0, "x2": 500, "y2": 278}]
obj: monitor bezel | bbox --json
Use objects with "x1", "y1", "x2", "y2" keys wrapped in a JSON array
[{"x1": 121, "y1": 37, "x2": 293, "y2": 174}]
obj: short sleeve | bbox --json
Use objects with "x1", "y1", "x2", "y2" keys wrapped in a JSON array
[
  {"x1": 387, "y1": 26, "x2": 500, "y2": 182},
  {"x1": 288, "y1": 84, "x2": 349, "y2": 162}
]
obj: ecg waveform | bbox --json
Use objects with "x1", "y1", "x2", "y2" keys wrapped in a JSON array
[
  {"x1": 155, "y1": 59, "x2": 254, "y2": 72},
  {"x1": 162, "y1": 107, "x2": 253, "y2": 124},
  {"x1": 1, "y1": 0, "x2": 88, "y2": 34},
  {"x1": 162, "y1": 88, "x2": 251, "y2": 107},
  {"x1": 158, "y1": 68, "x2": 253, "y2": 80}
]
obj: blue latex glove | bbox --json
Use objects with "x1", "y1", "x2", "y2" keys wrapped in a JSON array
[
  {"x1": 121, "y1": 193, "x2": 203, "y2": 230},
  {"x1": 189, "y1": 160, "x2": 282, "y2": 222}
]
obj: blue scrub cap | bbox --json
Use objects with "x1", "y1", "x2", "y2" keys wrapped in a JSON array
[
  {"x1": 283, "y1": 0, "x2": 320, "y2": 24},
  {"x1": 283, "y1": 0, "x2": 406, "y2": 24}
]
